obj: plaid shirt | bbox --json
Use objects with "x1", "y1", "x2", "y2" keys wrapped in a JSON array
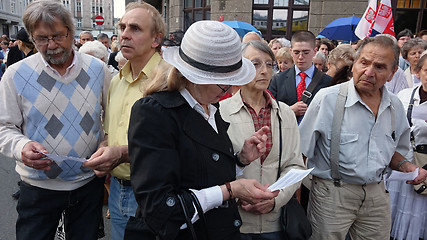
[{"x1": 242, "y1": 91, "x2": 272, "y2": 164}]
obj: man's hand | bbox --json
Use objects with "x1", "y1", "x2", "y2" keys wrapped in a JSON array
[
  {"x1": 239, "y1": 198, "x2": 275, "y2": 215},
  {"x1": 83, "y1": 145, "x2": 128, "y2": 177},
  {"x1": 239, "y1": 126, "x2": 269, "y2": 165},
  {"x1": 407, "y1": 165, "x2": 427, "y2": 185},
  {"x1": 21, "y1": 141, "x2": 52, "y2": 170},
  {"x1": 290, "y1": 101, "x2": 307, "y2": 116}
]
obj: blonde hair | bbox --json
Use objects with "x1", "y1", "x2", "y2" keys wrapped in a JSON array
[
  {"x1": 275, "y1": 47, "x2": 293, "y2": 62},
  {"x1": 143, "y1": 61, "x2": 188, "y2": 96}
]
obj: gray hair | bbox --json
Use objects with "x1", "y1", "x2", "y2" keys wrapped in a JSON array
[
  {"x1": 414, "y1": 49, "x2": 427, "y2": 73},
  {"x1": 327, "y1": 44, "x2": 355, "y2": 68},
  {"x1": 79, "y1": 40, "x2": 108, "y2": 63},
  {"x1": 242, "y1": 40, "x2": 275, "y2": 62},
  {"x1": 313, "y1": 51, "x2": 326, "y2": 64},
  {"x1": 97, "y1": 33, "x2": 109, "y2": 41},
  {"x1": 401, "y1": 38, "x2": 427, "y2": 60},
  {"x1": 115, "y1": 50, "x2": 126, "y2": 63},
  {"x1": 356, "y1": 35, "x2": 400, "y2": 69},
  {"x1": 80, "y1": 31, "x2": 94, "y2": 39},
  {"x1": 23, "y1": 1, "x2": 75, "y2": 42}
]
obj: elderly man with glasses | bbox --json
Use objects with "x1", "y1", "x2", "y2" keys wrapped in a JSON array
[{"x1": 0, "y1": 1, "x2": 112, "y2": 239}]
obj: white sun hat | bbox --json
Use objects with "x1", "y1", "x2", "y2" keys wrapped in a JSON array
[{"x1": 162, "y1": 20, "x2": 256, "y2": 86}]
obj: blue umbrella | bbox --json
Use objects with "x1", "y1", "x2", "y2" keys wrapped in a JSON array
[
  {"x1": 318, "y1": 16, "x2": 361, "y2": 42},
  {"x1": 222, "y1": 21, "x2": 261, "y2": 38}
]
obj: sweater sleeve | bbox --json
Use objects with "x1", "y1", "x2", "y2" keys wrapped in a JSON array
[{"x1": 0, "y1": 67, "x2": 32, "y2": 160}]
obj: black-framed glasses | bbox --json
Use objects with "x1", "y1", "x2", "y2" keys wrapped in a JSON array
[
  {"x1": 33, "y1": 31, "x2": 69, "y2": 46},
  {"x1": 217, "y1": 84, "x2": 232, "y2": 93}
]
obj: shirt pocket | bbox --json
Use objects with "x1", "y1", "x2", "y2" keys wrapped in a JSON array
[{"x1": 327, "y1": 131, "x2": 359, "y2": 167}]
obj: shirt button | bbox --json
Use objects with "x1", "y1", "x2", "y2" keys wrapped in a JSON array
[
  {"x1": 234, "y1": 219, "x2": 242, "y2": 227},
  {"x1": 166, "y1": 197, "x2": 175, "y2": 207},
  {"x1": 212, "y1": 153, "x2": 220, "y2": 162}
]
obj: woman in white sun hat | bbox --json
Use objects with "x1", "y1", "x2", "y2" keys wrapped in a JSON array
[{"x1": 127, "y1": 20, "x2": 279, "y2": 240}]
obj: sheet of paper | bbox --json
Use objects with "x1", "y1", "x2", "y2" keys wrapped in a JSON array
[
  {"x1": 386, "y1": 168, "x2": 419, "y2": 181},
  {"x1": 268, "y1": 168, "x2": 314, "y2": 191},
  {"x1": 36, "y1": 150, "x2": 87, "y2": 163}
]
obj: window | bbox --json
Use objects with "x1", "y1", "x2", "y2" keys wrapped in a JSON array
[
  {"x1": 252, "y1": 0, "x2": 309, "y2": 40},
  {"x1": 183, "y1": 0, "x2": 211, "y2": 30},
  {"x1": 77, "y1": 18, "x2": 82, "y2": 28},
  {"x1": 10, "y1": 0, "x2": 15, "y2": 13},
  {"x1": 393, "y1": 0, "x2": 427, "y2": 34},
  {"x1": 63, "y1": 0, "x2": 70, "y2": 9},
  {"x1": 76, "y1": 2, "x2": 81, "y2": 12}
]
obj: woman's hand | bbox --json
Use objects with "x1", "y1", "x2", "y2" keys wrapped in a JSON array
[
  {"x1": 221, "y1": 179, "x2": 278, "y2": 204},
  {"x1": 239, "y1": 126, "x2": 269, "y2": 165},
  {"x1": 239, "y1": 198, "x2": 275, "y2": 215}
]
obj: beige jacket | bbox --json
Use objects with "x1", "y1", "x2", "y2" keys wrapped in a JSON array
[{"x1": 219, "y1": 90, "x2": 306, "y2": 234}]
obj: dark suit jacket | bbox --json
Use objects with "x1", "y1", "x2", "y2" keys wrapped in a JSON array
[
  {"x1": 128, "y1": 91, "x2": 241, "y2": 240},
  {"x1": 108, "y1": 51, "x2": 119, "y2": 70},
  {"x1": 268, "y1": 66, "x2": 332, "y2": 107}
]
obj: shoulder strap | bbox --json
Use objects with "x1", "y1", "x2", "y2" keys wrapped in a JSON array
[
  {"x1": 300, "y1": 69, "x2": 325, "y2": 103},
  {"x1": 330, "y1": 82, "x2": 349, "y2": 186},
  {"x1": 276, "y1": 100, "x2": 282, "y2": 180},
  {"x1": 406, "y1": 87, "x2": 418, "y2": 127}
]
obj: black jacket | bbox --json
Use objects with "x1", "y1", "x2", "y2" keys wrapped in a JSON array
[
  {"x1": 268, "y1": 66, "x2": 331, "y2": 107},
  {"x1": 128, "y1": 91, "x2": 241, "y2": 240}
]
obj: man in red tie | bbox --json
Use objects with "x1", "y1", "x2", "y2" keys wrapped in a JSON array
[{"x1": 268, "y1": 31, "x2": 331, "y2": 120}]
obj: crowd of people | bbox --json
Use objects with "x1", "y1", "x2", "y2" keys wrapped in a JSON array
[{"x1": 1, "y1": 1, "x2": 427, "y2": 240}]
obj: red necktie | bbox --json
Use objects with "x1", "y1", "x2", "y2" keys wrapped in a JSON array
[{"x1": 297, "y1": 72, "x2": 307, "y2": 101}]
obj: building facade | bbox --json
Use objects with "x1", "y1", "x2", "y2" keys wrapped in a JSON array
[
  {"x1": 0, "y1": 0, "x2": 115, "y2": 40},
  {"x1": 162, "y1": 0, "x2": 427, "y2": 41}
]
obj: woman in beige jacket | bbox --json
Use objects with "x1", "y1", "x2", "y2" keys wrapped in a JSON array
[{"x1": 219, "y1": 40, "x2": 306, "y2": 240}]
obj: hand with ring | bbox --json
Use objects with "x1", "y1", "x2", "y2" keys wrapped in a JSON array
[{"x1": 21, "y1": 141, "x2": 53, "y2": 170}]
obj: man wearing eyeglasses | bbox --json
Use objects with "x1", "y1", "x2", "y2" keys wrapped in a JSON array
[
  {"x1": 0, "y1": 1, "x2": 112, "y2": 239},
  {"x1": 81, "y1": 2, "x2": 165, "y2": 239},
  {"x1": 268, "y1": 30, "x2": 331, "y2": 120}
]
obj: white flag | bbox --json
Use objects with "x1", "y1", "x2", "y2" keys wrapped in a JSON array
[
  {"x1": 355, "y1": 0, "x2": 377, "y2": 40},
  {"x1": 371, "y1": 0, "x2": 395, "y2": 36}
]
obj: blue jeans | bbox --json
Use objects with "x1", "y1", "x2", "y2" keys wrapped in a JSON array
[
  {"x1": 16, "y1": 177, "x2": 104, "y2": 240},
  {"x1": 108, "y1": 177, "x2": 138, "y2": 240},
  {"x1": 240, "y1": 231, "x2": 285, "y2": 240}
]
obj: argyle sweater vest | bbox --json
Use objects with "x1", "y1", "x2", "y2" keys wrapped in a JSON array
[{"x1": 0, "y1": 52, "x2": 106, "y2": 190}]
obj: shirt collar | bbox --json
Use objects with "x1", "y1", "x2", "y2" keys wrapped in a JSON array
[
  {"x1": 179, "y1": 88, "x2": 217, "y2": 120},
  {"x1": 119, "y1": 51, "x2": 162, "y2": 83},
  {"x1": 41, "y1": 48, "x2": 78, "y2": 77},
  {"x1": 346, "y1": 78, "x2": 391, "y2": 110},
  {"x1": 295, "y1": 63, "x2": 315, "y2": 78}
]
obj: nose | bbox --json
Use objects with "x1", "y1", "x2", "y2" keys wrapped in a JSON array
[
  {"x1": 47, "y1": 39, "x2": 58, "y2": 49},
  {"x1": 364, "y1": 65, "x2": 375, "y2": 77},
  {"x1": 120, "y1": 27, "x2": 130, "y2": 40}
]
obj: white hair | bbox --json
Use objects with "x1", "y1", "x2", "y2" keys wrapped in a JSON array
[
  {"x1": 115, "y1": 50, "x2": 126, "y2": 63},
  {"x1": 79, "y1": 40, "x2": 108, "y2": 63},
  {"x1": 277, "y1": 38, "x2": 291, "y2": 48}
]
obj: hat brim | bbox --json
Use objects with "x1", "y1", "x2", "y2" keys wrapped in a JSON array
[{"x1": 162, "y1": 46, "x2": 256, "y2": 86}]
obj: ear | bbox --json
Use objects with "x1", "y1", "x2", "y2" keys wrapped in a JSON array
[{"x1": 151, "y1": 33, "x2": 163, "y2": 49}]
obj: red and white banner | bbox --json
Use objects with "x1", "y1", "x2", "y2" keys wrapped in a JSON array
[
  {"x1": 371, "y1": 0, "x2": 395, "y2": 36},
  {"x1": 355, "y1": 0, "x2": 377, "y2": 40}
]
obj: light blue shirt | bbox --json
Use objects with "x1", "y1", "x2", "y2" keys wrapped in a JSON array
[
  {"x1": 294, "y1": 63, "x2": 315, "y2": 88},
  {"x1": 299, "y1": 79, "x2": 411, "y2": 185}
]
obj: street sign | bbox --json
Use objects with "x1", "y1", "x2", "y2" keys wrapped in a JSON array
[
  {"x1": 95, "y1": 25, "x2": 105, "y2": 30},
  {"x1": 95, "y1": 15, "x2": 104, "y2": 25}
]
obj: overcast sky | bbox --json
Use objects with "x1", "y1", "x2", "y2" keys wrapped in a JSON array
[{"x1": 114, "y1": 0, "x2": 125, "y2": 18}]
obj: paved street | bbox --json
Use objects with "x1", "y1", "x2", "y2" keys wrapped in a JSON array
[{"x1": 0, "y1": 153, "x2": 111, "y2": 240}]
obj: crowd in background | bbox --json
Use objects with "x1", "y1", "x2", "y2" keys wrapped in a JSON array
[{"x1": 1, "y1": 1, "x2": 427, "y2": 240}]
